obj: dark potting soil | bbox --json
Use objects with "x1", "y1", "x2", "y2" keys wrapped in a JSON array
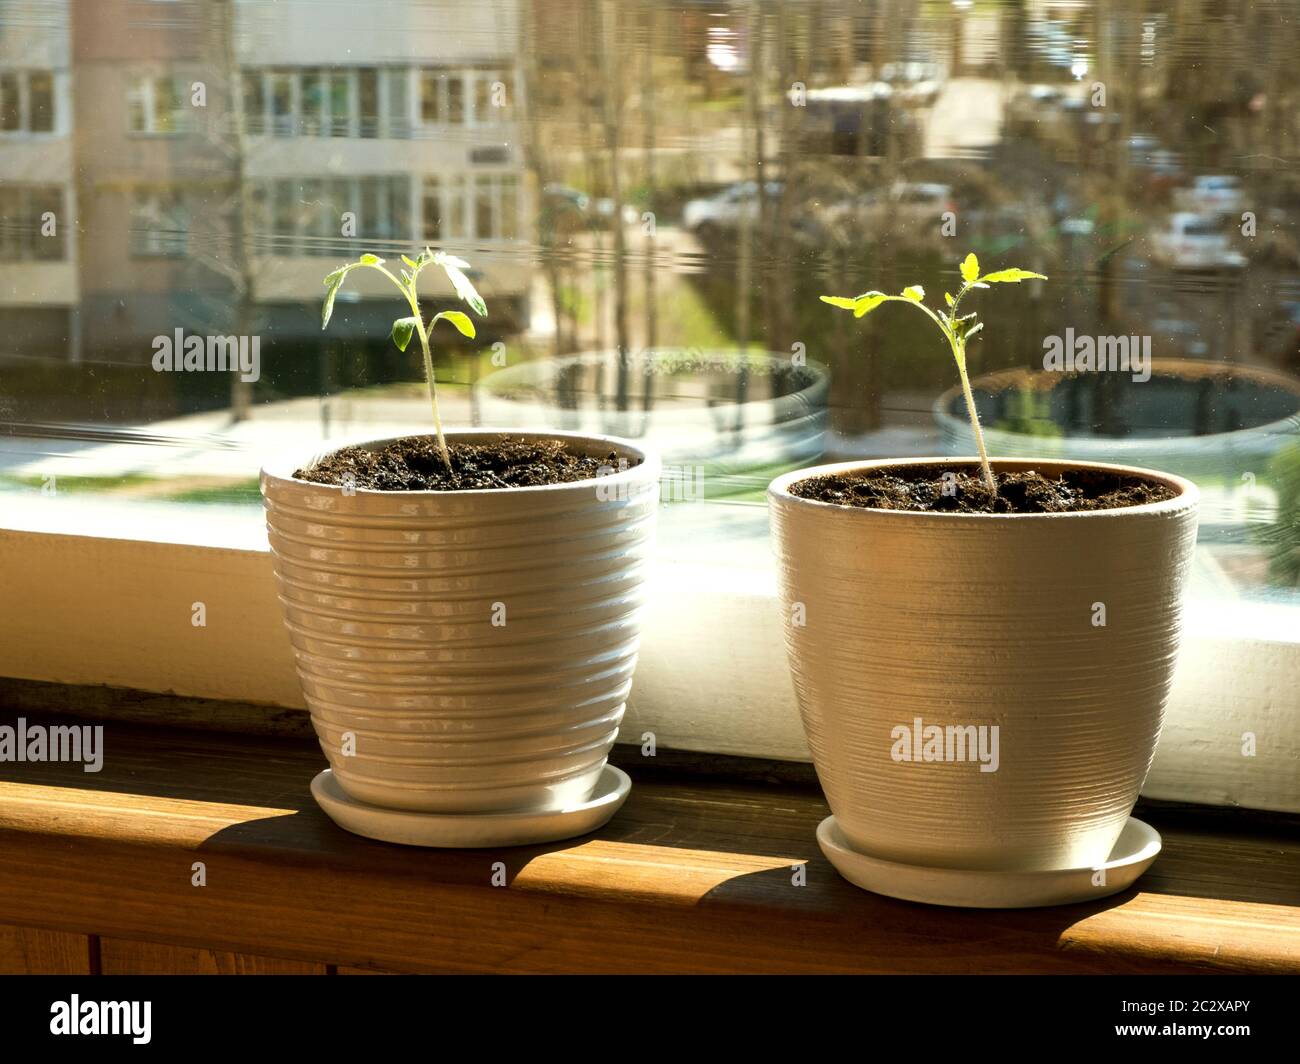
[
  {"x1": 294, "y1": 435, "x2": 637, "y2": 492},
  {"x1": 790, "y1": 465, "x2": 1178, "y2": 514}
]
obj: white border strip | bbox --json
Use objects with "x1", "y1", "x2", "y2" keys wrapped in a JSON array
[{"x1": 0, "y1": 517, "x2": 1296, "y2": 814}]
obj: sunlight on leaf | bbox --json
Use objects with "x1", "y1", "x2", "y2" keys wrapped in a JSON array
[
  {"x1": 980, "y1": 268, "x2": 1048, "y2": 284},
  {"x1": 432, "y1": 310, "x2": 476, "y2": 339}
]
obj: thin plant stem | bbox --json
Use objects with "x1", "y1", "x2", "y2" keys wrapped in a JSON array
[
  {"x1": 374, "y1": 263, "x2": 451, "y2": 470},
  {"x1": 411, "y1": 311, "x2": 451, "y2": 468},
  {"x1": 953, "y1": 342, "x2": 996, "y2": 494}
]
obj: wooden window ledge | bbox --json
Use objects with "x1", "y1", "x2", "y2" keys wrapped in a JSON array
[{"x1": 0, "y1": 714, "x2": 1296, "y2": 975}]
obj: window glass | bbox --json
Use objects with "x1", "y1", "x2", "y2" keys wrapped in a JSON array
[
  {"x1": 301, "y1": 69, "x2": 323, "y2": 136},
  {"x1": 242, "y1": 71, "x2": 265, "y2": 134},
  {"x1": 328, "y1": 70, "x2": 350, "y2": 136},
  {"x1": 0, "y1": 0, "x2": 1296, "y2": 634},
  {"x1": 0, "y1": 73, "x2": 20, "y2": 131},
  {"x1": 130, "y1": 188, "x2": 188, "y2": 257},
  {"x1": 446, "y1": 74, "x2": 464, "y2": 124},
  {"x1": 419, "y1": 69, "x2": 442, "y2": 124},
  {"x1": 28, "y1": 71, "x2": 55, "y2": 133},
  {"x1": 386, "y1": 68, "x2": 409, "y2": 138},
  {"x1": 358, "y1": 68, "x2": 378, "y2": 138},
  {"x1": 270, "y1": 71, "x2": 294, "y2": 136}
]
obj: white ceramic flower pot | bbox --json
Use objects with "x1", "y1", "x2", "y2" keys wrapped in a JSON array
[
  {"x1": 769, "y1": 457, "x2": 1199, "y2": 872},
  {"x1": 261, "y1": 429, "x2": 659, "y2": 815}
]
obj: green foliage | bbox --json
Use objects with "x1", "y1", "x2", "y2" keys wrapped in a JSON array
[
  {"x1": 1258, "y1": 441, "x2": 1300, "y2": 587},
  {"x1": 819, "y1": 251, "x2": 1046, "y2": 493},
  {"x1": 321, "y1": 248, "x2": 488, "y2": 467}
]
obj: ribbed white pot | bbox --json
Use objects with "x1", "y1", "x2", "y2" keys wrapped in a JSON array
[
  {"x1": 261, "y1": 429, "x2": 659, "y2": 814},
  {"x1": 769, "y1": 457, "x2": 1199, "y2": 872}
]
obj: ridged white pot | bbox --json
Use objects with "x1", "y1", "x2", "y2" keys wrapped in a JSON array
[
  {"x1": 261, "y1": 429, "x2": 659, "y2": 815},
  {"x1": 769, "y1": 457, "x2": 1199, "y2": 872}
]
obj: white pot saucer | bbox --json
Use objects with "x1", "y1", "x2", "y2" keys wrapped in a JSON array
[
  {"x1": 817, "y1": 815, "x2": 1162, "y2": 909},
  {"x1": 311, "y1": 764, "x2": 631, "y2": 848}
]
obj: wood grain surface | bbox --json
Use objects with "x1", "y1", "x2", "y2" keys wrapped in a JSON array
[{"x1": 0, "y1": 715, "x2": 1295, "y2": 974}]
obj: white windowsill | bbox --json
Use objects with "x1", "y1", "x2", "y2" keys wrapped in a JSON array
[{"x1": 1, "y1": 493, "x2": 1297, "y2": 815}]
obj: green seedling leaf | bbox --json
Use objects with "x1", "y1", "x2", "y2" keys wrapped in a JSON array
[
  {"x1": 434, "y1": 252, "x2": 487, "y2": 317},
  {"x1": 854, "y1": 292, "x2": 890, "y2": 317},
  {"x1": 979, "y1": 268, "x2": 1048, "y2": 284},
  {"x1": 391, "y1": 315, "x2": 419, "y2": 352},
  {"x1": 320, "y1": 248, "x2": 489, "y2": 472},
  {"x1": 432, "y1": 310, "x2": 476, "y2": 339},
  {"x1": 817, "y1": 249, "x2": 1049, "y2": 499},
  {"x1": 322, "y1": 272, "x2": 346, "y2": 329}
]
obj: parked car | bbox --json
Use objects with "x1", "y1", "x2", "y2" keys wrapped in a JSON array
[
  {"x1": 1149, "y1": 212, "x2": 1248, "y2": 270},
  {"x1": 1175, "y1": 175, "x2": 1246, "y2": 216},
  {"x1": 683, "y1": 181, "x2": 783, "y2": 237},
  {"x1": 542, "y1": 184, "x2": 638, "y2": 231},
  {"x1": 879, "y1": 61, "x2": 945, "y2": 106},
  {"x1": 815, "y1": 182, "x2": 955, "y2": 236}
]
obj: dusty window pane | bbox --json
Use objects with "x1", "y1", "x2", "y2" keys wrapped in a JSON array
[
  {"x1": 299, "y1": 69, "x2": 322, "y2": 135},
  {"x1": 386, "y1": 69, "x2": 408, "y2": 137},
  {"x1": 419, "y1": 70, "x2": 440, "y2": 124},
  {"x1": 29, "y1": 71, "x2": 54, "y2": 132},
  {"x1": 270, "y1": 72, "x2": 293, "y2": 136},
  {"x1": 1, "y1": 72, "x2": 23, "y2": 130},
  {"x1": 328, "y1": 71, "x2": 350, "y2": 136},
  {"x1": 422, "y1": 176, "x2": 442, "y2": 241},
  {"x1": 242, "y1": 71, "x2": 264, "y2": 134},
  {"x1": 499, "y1": 176, "x2": 518, "y2": 240},
  {"x1": 31, "y1": 187, "x2": 63, "y2": 260},
  {"x1": 358, "y1": 68, "x2": 378, "y2": 138},
  {"x1": 446, "y1": 75, "x2": 464, "y2": 124}
]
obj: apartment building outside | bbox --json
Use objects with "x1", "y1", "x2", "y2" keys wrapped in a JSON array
[
  {"x1": 0, "y1": 0, "x2": 77, "y2": 362},
  {"x1": 11, "y1": 0, "x2": 529, "y2": 382}
]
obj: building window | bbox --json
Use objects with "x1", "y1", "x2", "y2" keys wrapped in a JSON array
[
  {"x1": 473, "y1": 172, "x2": 520, "y2": 240},
  {"x1": 422, "y1": 176, "x2": 442, "y2": 241},
  {"x1": 241, "y1": 67, "x2": 416, "y2": 140},
  {"x1": 358, "y1": 69, "x2": 378, "y2": 139},
  {"x1": 419, "y1": 172, "x2": 518, "y2": 242},
  {"x1": 28, "y1": 71, "x2": 54, "y2": 132},
  {"x1": 416, "y1": 66, "x2": 514, "y2": 130},
  {"x1": 418, "y1": 68, "x2": 469, "y2": 126},
  {"x1": 130, "y1": 187, "x2": 189, "y2": 257},
  {"x1": 385, "y1": 68, "x2": 410, "y2": 139},
  {"x1": 0, "y1": 69, "x2": 58, "y2": 134},
  {"x1": 242, "y1": 71, "x2": 265, "y2": 135},
  {"x1": 270, "y1": 71, "x2": 295, "y2": 137},
  {"x1": 327, "y1": 70, "x2": 352, "y2": 137},
  {"x1": 471, "y1": 68, "x2": 513, "y2": 124},
  {"x1": 301, "y1": 68, "x2": 324, "y2": 136},
  {"x1": 0, "y1": 185, "x2": 65, "y2": 261},
  {"x1": 256, "y1": 176, "x2": 413, "y2": 254},
  {"x1": 126, "y1": 75, "x2": 188, "y2": 135}
]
